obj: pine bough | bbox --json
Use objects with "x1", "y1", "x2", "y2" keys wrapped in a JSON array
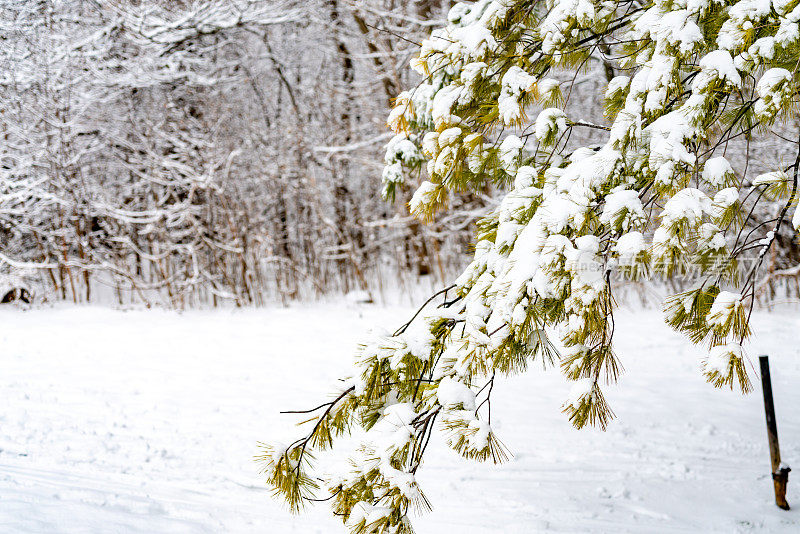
[{"x1": 260, "y1": 0, "x2": 800, "y2": 531}]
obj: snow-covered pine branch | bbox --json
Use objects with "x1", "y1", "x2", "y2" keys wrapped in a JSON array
[{"x1": 266, "y1": 0, "x2": 800, "y2": 531}]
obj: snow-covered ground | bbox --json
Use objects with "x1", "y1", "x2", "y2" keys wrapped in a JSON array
[{"x1": 1, "y1": 303, "x2": 798, "y2": 533}]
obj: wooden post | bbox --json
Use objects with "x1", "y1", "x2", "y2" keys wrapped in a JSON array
[{"x1": 759, "y1": 355, "x2": 790, "y2": 510}]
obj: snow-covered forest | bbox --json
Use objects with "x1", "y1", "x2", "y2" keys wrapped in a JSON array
[
  {"x1": 4, "y1": 0, "x2": 800, "y2": 532},
  {"x1": 3, "y1": 1, "x2": 800, "y2": 307},
  {"x1": 1, "y1": 0, "x2": 474, "y2": 306},
  {"x1": 3, "y1": 1, "x2": 800, "y2": 308}
]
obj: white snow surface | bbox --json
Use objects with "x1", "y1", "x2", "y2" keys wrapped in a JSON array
[{"x1": 1, "y1": 304, "x2": 800, "y2": 533}]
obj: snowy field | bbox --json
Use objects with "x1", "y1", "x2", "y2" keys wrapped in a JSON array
[{"x1": 1, "y1": 303, "x2": 799, "y2": 533}]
